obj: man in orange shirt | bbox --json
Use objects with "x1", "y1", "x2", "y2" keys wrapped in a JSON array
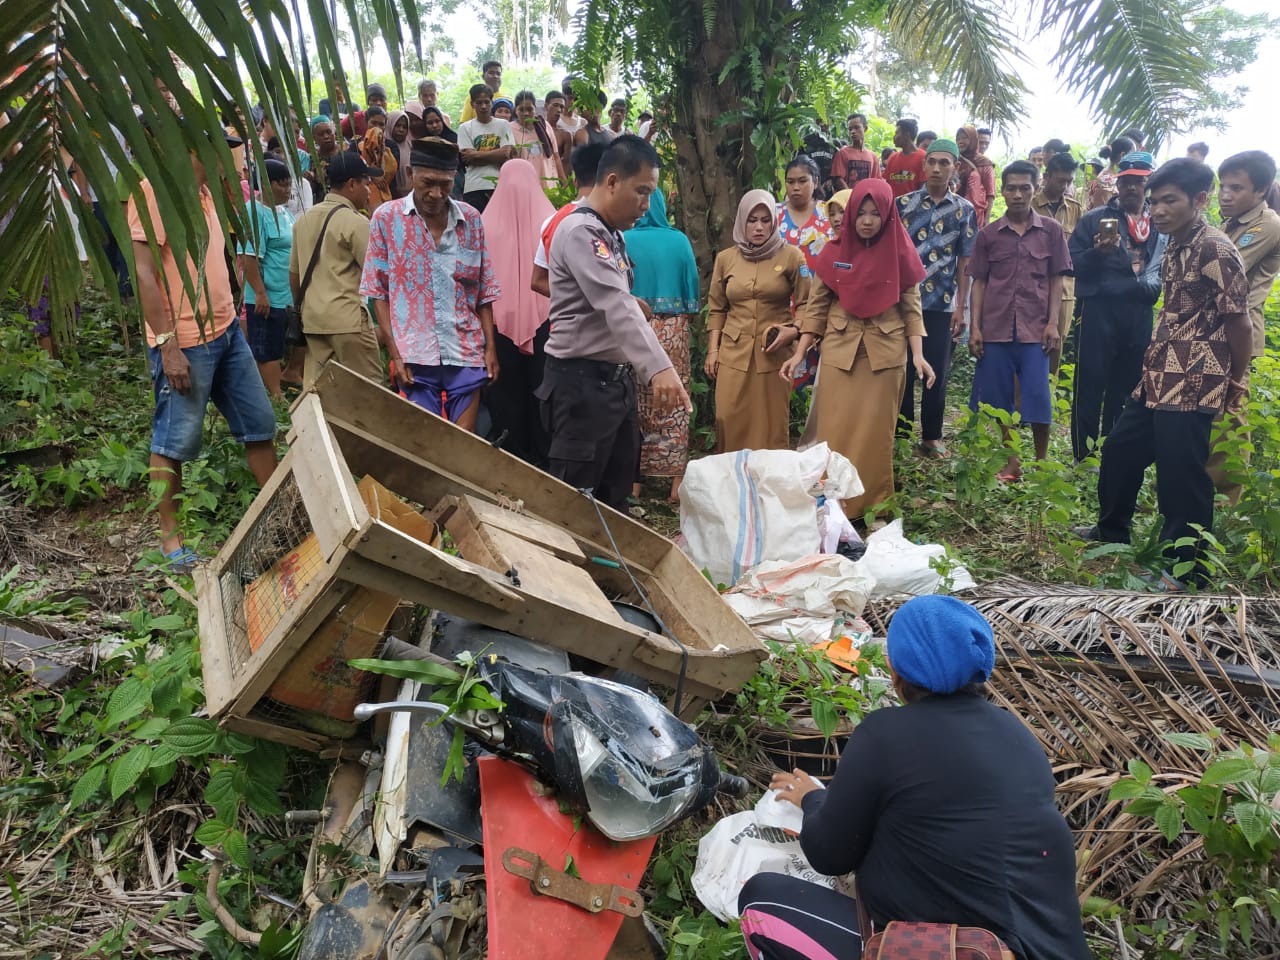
[
  {"x1": 831, "y1": 113, "x2": 881, "y2": 191},
  {"x1": 129, "y1": 131, "x2": 278, "y2": 569},
  {"x1": 883, "y1": 118, "x2": 925, "y2": 198}
]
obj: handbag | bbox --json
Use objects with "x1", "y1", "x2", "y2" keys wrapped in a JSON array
[
  {"x1": 861, "y1": 922, "x2": 1016, "y2": 960},
  {"x1": 286, "y1": 204, "x2": 344, "y2": 347},
  {"x1": 856, "y1": 885, "x2": 1016, "y2": 960}
]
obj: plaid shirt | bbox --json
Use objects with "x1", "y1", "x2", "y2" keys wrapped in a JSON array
[
  {"x1": 1140, "y1": 218, "x2": 1249, "y2": 414},
  {"x1": 360, "y1": 196, "x2": 500, "y2": 368}
]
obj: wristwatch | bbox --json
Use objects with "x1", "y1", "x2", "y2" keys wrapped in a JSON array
[{"x1": 154, "y1": 331, "x2": 177, "y2": 347}]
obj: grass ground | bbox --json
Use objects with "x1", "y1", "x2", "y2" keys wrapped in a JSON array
[{"x1": 2, "y1": 281, "x2": 1278, "y2": 958}]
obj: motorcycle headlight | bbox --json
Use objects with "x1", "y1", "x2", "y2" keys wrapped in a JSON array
[{"x1": 569, "y1": 718, "x2": 699, "y2": 841}]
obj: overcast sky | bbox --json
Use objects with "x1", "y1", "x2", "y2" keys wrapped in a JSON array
[{"x1": 430, "y1": 0, "x2": 1276, "y2": 163}]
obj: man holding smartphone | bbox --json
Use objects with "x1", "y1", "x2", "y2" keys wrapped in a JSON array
[{"x1": 1067, "y1": 151, "x2": 1166, "y2": 463}]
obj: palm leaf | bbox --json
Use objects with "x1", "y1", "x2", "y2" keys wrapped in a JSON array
[
  {"x1": 885, "y1": 0, "x2": 1031, "y2": 130},
  {"x1": 0, "y1": 0, "x2": 400, "y2": 353},
  {"x1": 1046, "y1": 0, "x2": 1215, "y2": 150}
]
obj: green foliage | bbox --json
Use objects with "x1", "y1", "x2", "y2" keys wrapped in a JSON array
[
  {"x1": 734, "y1": 639, "x2": 892, "y2": 740},
  {"x1": 351, "y1": 650, "x2": 504, "y2": 784},
  {"x1": 1109, "y1": 731, "x2": 1280, "y2": 955},
  {"x1": 890, "y1": 332, "x2": 1280, "y2": 593}
]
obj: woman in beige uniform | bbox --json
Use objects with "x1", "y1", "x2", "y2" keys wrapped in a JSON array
[
  {"x1": 705, "y1": 190, "x2": 810, "y2": 452},
  {"x1": 782, "y1": 179, "x2": 934, "y2": 519}
]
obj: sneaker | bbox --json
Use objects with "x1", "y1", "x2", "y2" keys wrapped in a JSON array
[{"x1": 1072, "y1": 525, "x2": 1103, "y2": 542}]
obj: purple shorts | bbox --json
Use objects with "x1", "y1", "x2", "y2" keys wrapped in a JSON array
[{"x1": 404, "y1": 364, "x2": 488, "y2": 421}]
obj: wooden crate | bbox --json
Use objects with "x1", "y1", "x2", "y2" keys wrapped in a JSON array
[
  {"x1": 304, "y1": 364, "x2": 766, "y2": 709},
  {"x1": 195, "y1": 445, "x2": 440, "y2": 751},
  {"x1": 196, "y1": 370, "x2": 765, "y2": 748}
]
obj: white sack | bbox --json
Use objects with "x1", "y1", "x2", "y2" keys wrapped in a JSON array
[
  {"x1": 691, "y1": 787, "x2": 833, "y2": 922},
  {"x1": 858, "y1": 519, "x2": 976, "y2": 599},
  {"x1": 680, "y1": 445, "x2": 862, "y2": 587},
  {"x1": 723, "y1": 554, "x2": 876, "y2": 645}
]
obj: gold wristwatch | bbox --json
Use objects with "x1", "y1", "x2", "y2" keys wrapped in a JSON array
[{"x1": 154, "y1": 331, "x2": 177, "y2": 347}]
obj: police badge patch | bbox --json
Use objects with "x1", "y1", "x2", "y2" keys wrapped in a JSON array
[{"x1": 591, "y1": 238, "x2": 612, "y2": 260}]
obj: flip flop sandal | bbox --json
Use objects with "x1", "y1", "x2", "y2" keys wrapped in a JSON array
[
  {"x1": 918, "y1": 443, "x2": 950, "y2": 459},
  {"x1": 162, "y1": 546, "x2": 200, "y2": 572},
  {"x1": 996, "y1": 470, "x2": 1022, "y2": 484}
]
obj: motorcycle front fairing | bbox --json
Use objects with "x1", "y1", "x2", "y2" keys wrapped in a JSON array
[{"x1": 479, "y1": 661, "x2": 723, "y2": 840}]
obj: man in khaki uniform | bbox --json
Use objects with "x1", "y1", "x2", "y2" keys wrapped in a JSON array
[
  {"x1": 1032, "y1": 151, "x2": 1085, "y2": 376},
  {"x1": 289, "y1": 151, "x2": 386, "y2": 386},
  {"x1": 1209, "y1": 150, "x2": 1280, "y2": 500}
]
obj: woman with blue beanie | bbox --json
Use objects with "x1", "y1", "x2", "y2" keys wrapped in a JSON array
[{"x1": 737, "y1": 595, "x2": 1090, "y2": 960}]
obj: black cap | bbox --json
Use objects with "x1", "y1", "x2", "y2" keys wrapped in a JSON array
[
  {"x1": 263, "y1": 158, "x2": 291, "y2": 182},
  {"x1": 410, "y1": 137, "x2": 460, "y2": 171},
  {"x1": 327, "y1": 149, "x2": 383, "y2": 183}
]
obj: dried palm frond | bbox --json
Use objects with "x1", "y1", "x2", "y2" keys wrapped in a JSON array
[{"x1": 869, "y1": 580, "x2": 1280, "y2": 945}]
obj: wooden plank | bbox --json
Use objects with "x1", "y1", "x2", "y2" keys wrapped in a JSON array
[
  {"x1": 288, "y1": 394, "x2": 369, "y2": 561},
  {"x1": 226, "y1": 565, "x2": 356, "y2": 718},
  {"x1": 218, "y1": 712, "x2": 332, "y2": 752},
  {"x1": 205, "y1": 447, "x2": 298, "y2": 579},
  {"x1": 357, "y1": 522, "x2": 523, "y2": 612},
  {"x1": 653, "y1": 546, "x2": 764, "y2": 658},
  {"x1": 462, "y1": 494, "x2": 586, "y2": 563},
  {"x1": 195, "y1": 565, "x2": 236, "y2": 717},
  {"x1": 441, "y1": 500, "x2": 504, "y2": 572},
  {"x1": 343, "y1": 527, "x2": 732, "y2": 701},
  {"x1": 482, "y1": 526, "x2": 623, "y2": 625},
  {"x1": 310, "y1": 364, "x2": 669, "y2": 568}
]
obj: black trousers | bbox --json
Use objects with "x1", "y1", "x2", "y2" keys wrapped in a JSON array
[
  {"x1": 462, "y1": 190, "x2": 493, "y2": 212},
  {"x1": 1070, "y1": 297, "x2": 1152, "y2": 462},
  {"x1": 738, "y1": 873, "x2": 863, "y2": 960},
  {"x1": 898, "y1": 309, "x2": 954, "y2": 442},
  {"x1": 1097, "y1": 397, "x2": 1215, "y2": 576},
  {"x1": 487, "y1": 325, "x2": 550, "y2": 469},
  {"x1": 536, "y1": 360, "x2": 640, "y2": 512}
]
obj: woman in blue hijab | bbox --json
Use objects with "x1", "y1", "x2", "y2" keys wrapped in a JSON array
[{"x1": 623, "y1": 188, "x2": 700, "y2": 500}]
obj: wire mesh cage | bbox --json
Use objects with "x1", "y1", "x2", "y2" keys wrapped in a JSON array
[{"x1": 197, "y1": 445, "x2": 438, "y2": 750}]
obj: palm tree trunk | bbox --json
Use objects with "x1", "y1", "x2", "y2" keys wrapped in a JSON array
[{"x1": 668, "y1": 5, "x2": 754, "y2": 281}]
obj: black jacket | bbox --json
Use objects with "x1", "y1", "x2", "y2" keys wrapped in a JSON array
[
  {"x1": 800, "y1": 694, "x2": 1091, "y2": 960},
  {"x1": 1069, "y1": 198, "x2": 1165, "y2": 303}
]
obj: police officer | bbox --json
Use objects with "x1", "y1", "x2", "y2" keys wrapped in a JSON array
[{"x1": 539, "y1": 135, "x2": 692, "y2": 511}]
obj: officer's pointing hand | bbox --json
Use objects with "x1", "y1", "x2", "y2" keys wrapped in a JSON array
[{"x1": 649, "y1": 367, "x2": 693, "y2": 414}]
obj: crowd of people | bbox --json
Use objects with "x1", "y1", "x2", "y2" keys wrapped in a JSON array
[{"x1": 71, "y1": 62, "x2": 1278, "y2": 591}]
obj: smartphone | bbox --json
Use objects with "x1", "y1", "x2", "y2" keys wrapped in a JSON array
[
  {"x1": 1099, "y1": 219, "x2": 1119, "y2": 242},
  {"x1": 764, "y1": 326, "x2": 780, "y2": 349}
]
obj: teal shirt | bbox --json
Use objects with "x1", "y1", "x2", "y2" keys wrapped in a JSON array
[{"x1": 238, "y1": 201, "x2": 295, "y2": 307}]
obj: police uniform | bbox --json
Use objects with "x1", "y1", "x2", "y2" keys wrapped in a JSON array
[{"x1": 538, "y1": 205, "x2": 673, "y2": 510}]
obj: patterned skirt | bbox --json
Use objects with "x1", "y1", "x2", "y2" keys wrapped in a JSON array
[{"x1": 635, "y1": 312, "x2": 692, "y2": 478}]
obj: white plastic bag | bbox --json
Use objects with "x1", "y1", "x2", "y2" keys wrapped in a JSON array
[
  {"x1": 691, "y1": 787, "x2": 833, "y2": 922},
  {"x1": 723, "y1": 554, "x2": 876, "y2": 645},
  {"x1": 858, "y1": 519, "x2": 976, "y2": 599},
  {"x1": 679, "y1": 445, "x2": 863, "y2": 587}
]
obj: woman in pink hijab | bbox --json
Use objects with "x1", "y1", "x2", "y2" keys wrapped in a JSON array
[{"x1": 481, "y1": 158, "x2": 556, "y2": 466}]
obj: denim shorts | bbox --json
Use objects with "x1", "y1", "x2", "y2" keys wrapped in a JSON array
[
  {"x1": 242, "y1": 303, "x2": 287, "y2": 362},
  {"x1": 969, "y1": 341, "x2": 1053, "y2": 425},
  {"x1": 150, "y1": 323, "x2": 277, "y2": 461}
]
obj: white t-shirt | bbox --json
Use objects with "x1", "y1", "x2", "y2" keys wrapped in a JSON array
[
  {"x1": 533, "y1": 199, "x2": 583, "y2": 269},
  {"x1": 557, "y1": 114, "x2": 586, "y2": 136},
  {"x1": 457, "y1": 117, "x2": 514, "y2": 194}
]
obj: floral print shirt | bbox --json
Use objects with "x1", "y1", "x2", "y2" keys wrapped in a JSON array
[
  {"x1": 777, "y1": 203, "x2": 831, "y2": 277},
  {"x1": 360, "y1": 196, "x2": 501, "y2": 368}
]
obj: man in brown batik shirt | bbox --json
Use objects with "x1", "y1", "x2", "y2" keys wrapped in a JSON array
[{"x1": 1076, "y1": 159, "x2": 1251, "y2": 588}]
